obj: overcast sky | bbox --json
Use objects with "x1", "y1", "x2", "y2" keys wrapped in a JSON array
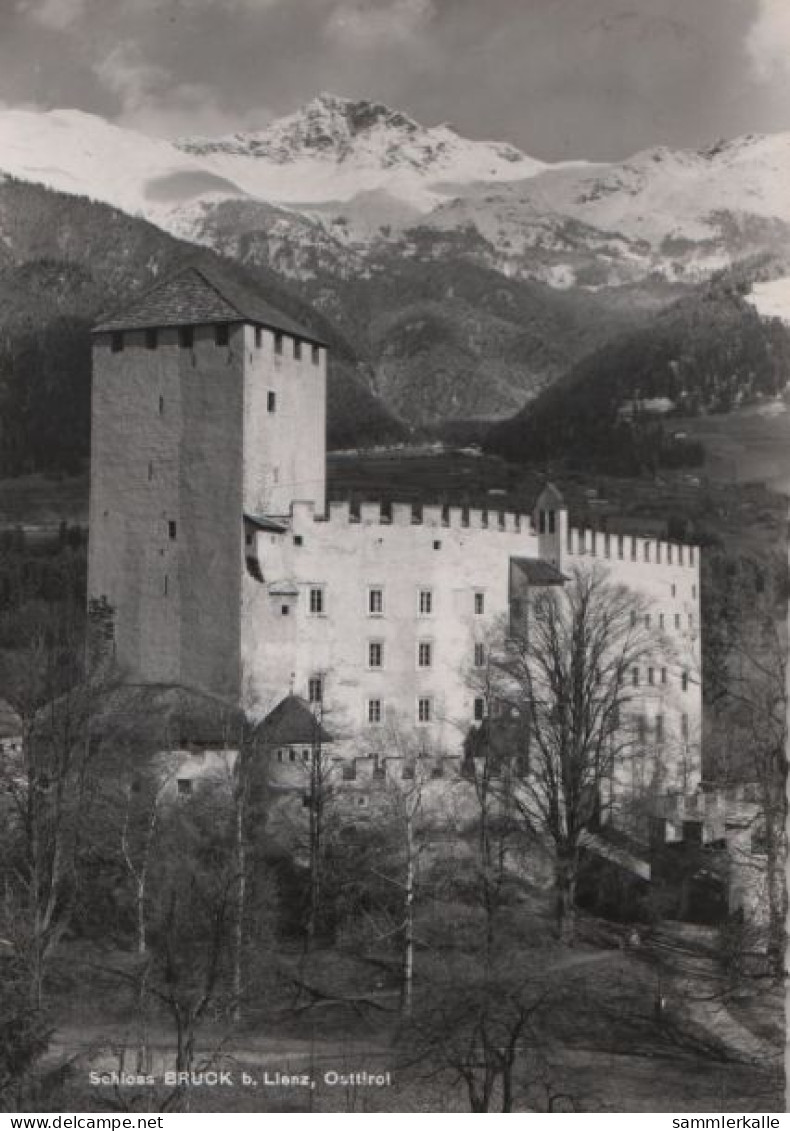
[{"x1": 1, "y1": 0, "x2": 788, "y2": 160}]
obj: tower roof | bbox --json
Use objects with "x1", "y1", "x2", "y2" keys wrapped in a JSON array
[
  {"x1": 93, "y1": 261, "x2": 326, "y2": 345},
  {"x1": 256, "y1": 695, "x2": 334, "y2": 748},
  {"x1": 535, "y1": 482, "x2": 565, "y2": 510}
]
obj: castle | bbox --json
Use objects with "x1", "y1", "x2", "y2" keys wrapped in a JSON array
[{"x1": 87, "y1": 263, "x2": 702, "y2": 803}]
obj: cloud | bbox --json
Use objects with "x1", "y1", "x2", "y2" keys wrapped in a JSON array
[
  {"x1": 93, "y1": 41, "x2": 271, "y2": 136},
  {"x1": 17, "y1": 0, "x2": 87, "y2": 31},
  {"x1": 747, "y1": 0, "x2": 790, "y2": 78},
  {"x1": 325, "y1": 0, "x2": 435, "y2": 49}
]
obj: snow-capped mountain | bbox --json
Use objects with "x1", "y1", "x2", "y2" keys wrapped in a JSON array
[{"x1": 0, "y1": 94, "x2": 789, "y2": 291}]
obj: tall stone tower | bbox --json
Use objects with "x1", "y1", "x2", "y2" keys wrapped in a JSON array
[{"x1": 88, "y1": 262, "x2": 327, "y2": 700}]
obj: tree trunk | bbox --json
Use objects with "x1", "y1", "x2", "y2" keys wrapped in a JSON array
[{"x1": 402, "y1": 811, "x2": 414, "y2": 1016}]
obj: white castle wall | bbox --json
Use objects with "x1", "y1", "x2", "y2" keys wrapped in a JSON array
[
  {"x1": 563, "y1": 525, "x2": 702, "y2": 795},
  {"x1": 240, "y1": 502, "x2": 702, "y2": 795},
  {"x1": 241, "y1": 501, "x2": 541, "y2": 751}
]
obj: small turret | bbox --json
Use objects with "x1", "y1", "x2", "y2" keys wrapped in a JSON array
[{"x1": 534, "y1": 482, "x2": 567, "y2": 570}]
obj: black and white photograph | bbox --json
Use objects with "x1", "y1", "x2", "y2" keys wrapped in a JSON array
[{"x1": 0, "y1": 0, "x2": 787, "y2": 1116}]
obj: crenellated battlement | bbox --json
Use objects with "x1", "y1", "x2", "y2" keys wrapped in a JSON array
[
  {"x1": 290, "y1": 499, "x2": 535, "y2": 534},
  {"x1": 564, "y1": 525, "x2": 699, "y2": 571}
]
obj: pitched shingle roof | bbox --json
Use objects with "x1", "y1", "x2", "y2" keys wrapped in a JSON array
[
  {"x1": 93, "y1": 261, "x2": 326, "y2": 344},
  {"x1": 535, "y1": 482, "x2": 565, "y2": 510},
  {"x1": 256, "y1": 695, "x2": 333, "y2": 747},
  {"x1": 510, "y1": 557, "x2": 567, "y2": 586}
]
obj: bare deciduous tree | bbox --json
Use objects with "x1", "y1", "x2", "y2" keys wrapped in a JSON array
[{"x1": 489, "y1": 565, "x2": 662, "y2": 942}]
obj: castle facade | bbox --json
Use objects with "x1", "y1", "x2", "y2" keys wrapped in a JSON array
[{"x1": 88, "y1": 264, "x2": 702, "y2": 795}]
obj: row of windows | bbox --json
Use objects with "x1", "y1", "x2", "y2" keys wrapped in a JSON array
[
  {"x1": 631, "y1": 667, "x2": 691, "y2": 691},
  {"x1": 307, "y1": 643, "x2": 487, "y2": 706},
  {"x1": 110, "y1": 325, "x2": 322, "y2": 362},
  {"x1": 631, "y1": 610, "x2": 695, "y2": 631},
  {"x1": 567, "y1": 529, "x2": 695, "y2": 567},
  {"x1": 310, "y1": 586, "x2": 486, "y2": 617},
  {"x1": 365, "y1": 697, "x2": 435, "y2": 724},
  {"x1": 631, "y1": 713, "x2": 690, "y2": 744}
]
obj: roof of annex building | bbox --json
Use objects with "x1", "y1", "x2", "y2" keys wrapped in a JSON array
[
  {"x1": 93, "y1": 261, "x2": 326, "y2": 345},
  {"x1": 510, "y1": 557, "x2": 567, "y2": 586},
  {"x1": 257, "y1": 695, "x2": 333, "y2": 748}
]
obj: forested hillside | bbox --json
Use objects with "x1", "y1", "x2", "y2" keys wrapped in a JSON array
[
  {"x1": 485, "y1": 281, "x2": 790, "y2": 475},
  {"x1": 0, "y1": 178, "x2": 405, "y2": 477}
]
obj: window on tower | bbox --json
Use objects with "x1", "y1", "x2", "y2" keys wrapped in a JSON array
[
  {"x1": 293, "y1": 339, "x2": 302, "y2": 361},
  {"x1": 255, "y1": 326, "x2": 263, "y2": 348},
  {"x1": 267, "y1": 391, "x2": 276, "y2": 413},
  {"x1": 474, "y1": 697, "x2": 485, "y2": 721},
  {"x1": 168, "y1": 521, "x2": 177, "y2": 540},
  {"x1": 368, "y1": 641, "x2": 383, "y2": 669},
  {"x1": 418, "y1": 641, "x2": 432, "y2": 668},
  {"x1": 308, "y1": 676, "x2": 323, "y2": 704},
  {"x1": 309, "y1": 587, "x2": 325, "y2": 615},
  {"x1": 474, "y1": 591, "x2": 485, "y2": 615},
  {"x1": 179, "y1": 326, "x2": 194, "y2": 349},
  {"x1": 215, "y1": 324, "x2": 229, "y2": 347},
  {"x1": 111, "y1": 332, "x2": 124, "y2": 353},
  {"x1": 312, "y1": 344, "x2": 320, "y2": 365},
  {"x1": 274, "y1": 332, "x2": 284, "y2": 356}
]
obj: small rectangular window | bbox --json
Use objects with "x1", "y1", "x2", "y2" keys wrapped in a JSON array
[
  {"x1": 548, "y1": 510, "x2": 556, "y2": 534},
  {"x1": 419, "y1": 588, "x2": 433, "y2": 615},
  {"x1": 474, "y1": 642, "x2": 485, "y2": 668},
  {"x1": 618, "y1": 535, "x2": 624, "y2": 560},
  {"x1": 215, "y1": 324, "x2": 229, "y2": 347},
  {"x1": 312, "y1": 344, "x2": 320, "y2": 365},
  {"x1": 309, "y1": 587, "x2": 324, "y2": 615},
  {"x1": 604, "y1": 533, "x2": 611, "y2": 558},
  {"x1": 111, "y1": 332, "x2": 123, "y2": 353},
  {"x1": 274, "y1": 332, "x2": 284, "y2": 356},
  {"x1": 659, "y1": 613, "x2": 665, "y2": 630},
  {"x1": 369, "y1": 641, "x2": 383, "y2": 669},
  {"x1": 294, "y1": 535, "x2": 303, "y2": 546},
  {"x1": 308, "y1": 677, "x2": 322, "y2": 704},
  {"x1": 681, "y1": 671, "x2": 689, "y2": 692},
  {"x1": 179, "y1": 326, "x2": 194, "y2": 349},
  {"x1": 648, "y1": 667, "x2": 654, "y2": 685},
  {"x1": 474, "y1": 591, "x2": 485, "y2": 615},
  {"x1": 418, "y1": 641, "x2": 432, "y2": 668},
  {"x1": 369, "y1": 588, "x2": 384, "y2": 615},
  {"x1": 267, "y1": 391, "x2": 276, "y2": 413},
  {"x1": 668, "y1": 545, "x2": 674, "y2": 565},
  {"x1": 168, "y1": 520, "x2": 177, "y2": 540},
  {"x1": 474, "y1": 697, "x2": 485, "y2": 722},
  {"x1": 674, "y1": 613, "x2": 681, "y2": 630},
  {"x1": 631, "y1": 538, "x2": 637, "y2": 561},
  {"x1": 255, "y1": 326, "x2": 263, "y2": 348},
  {"x1": 367, "y1": 698, "x2": 382, "y2": 725},
  {"x1": 661, "y1": 667, "x2": 667, "y2": 684},
  {"x1": 281, "y1": 605, "x2": 290, "y2": 616},
  {"x1": 632, "y1": 667, "x2": 639, "y2": 687},
  {"x1": 158, "y1": 395, "x2": 164, "y2": 416},
  {"x1": 644, "y1": 542, "x2": 650, "y2": 562},
  {"x1": 417, "y1": 697, "x2": 433, "y2": 724},
  {"x1": 145, "y1": 328, "x2": 158, "y2": 350},
  {"x1": 655, "y1": 715, "x2": 664, "y2": 745},
  {"x1": 433, "y1": 540, "x2": 442, "y2": 551},
  {"x1": 294, "y1": 339, "x2": 302, "y2": 361},
  {"x1": 177, "y1": 778, "x2": 192, "y2": 796}
]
